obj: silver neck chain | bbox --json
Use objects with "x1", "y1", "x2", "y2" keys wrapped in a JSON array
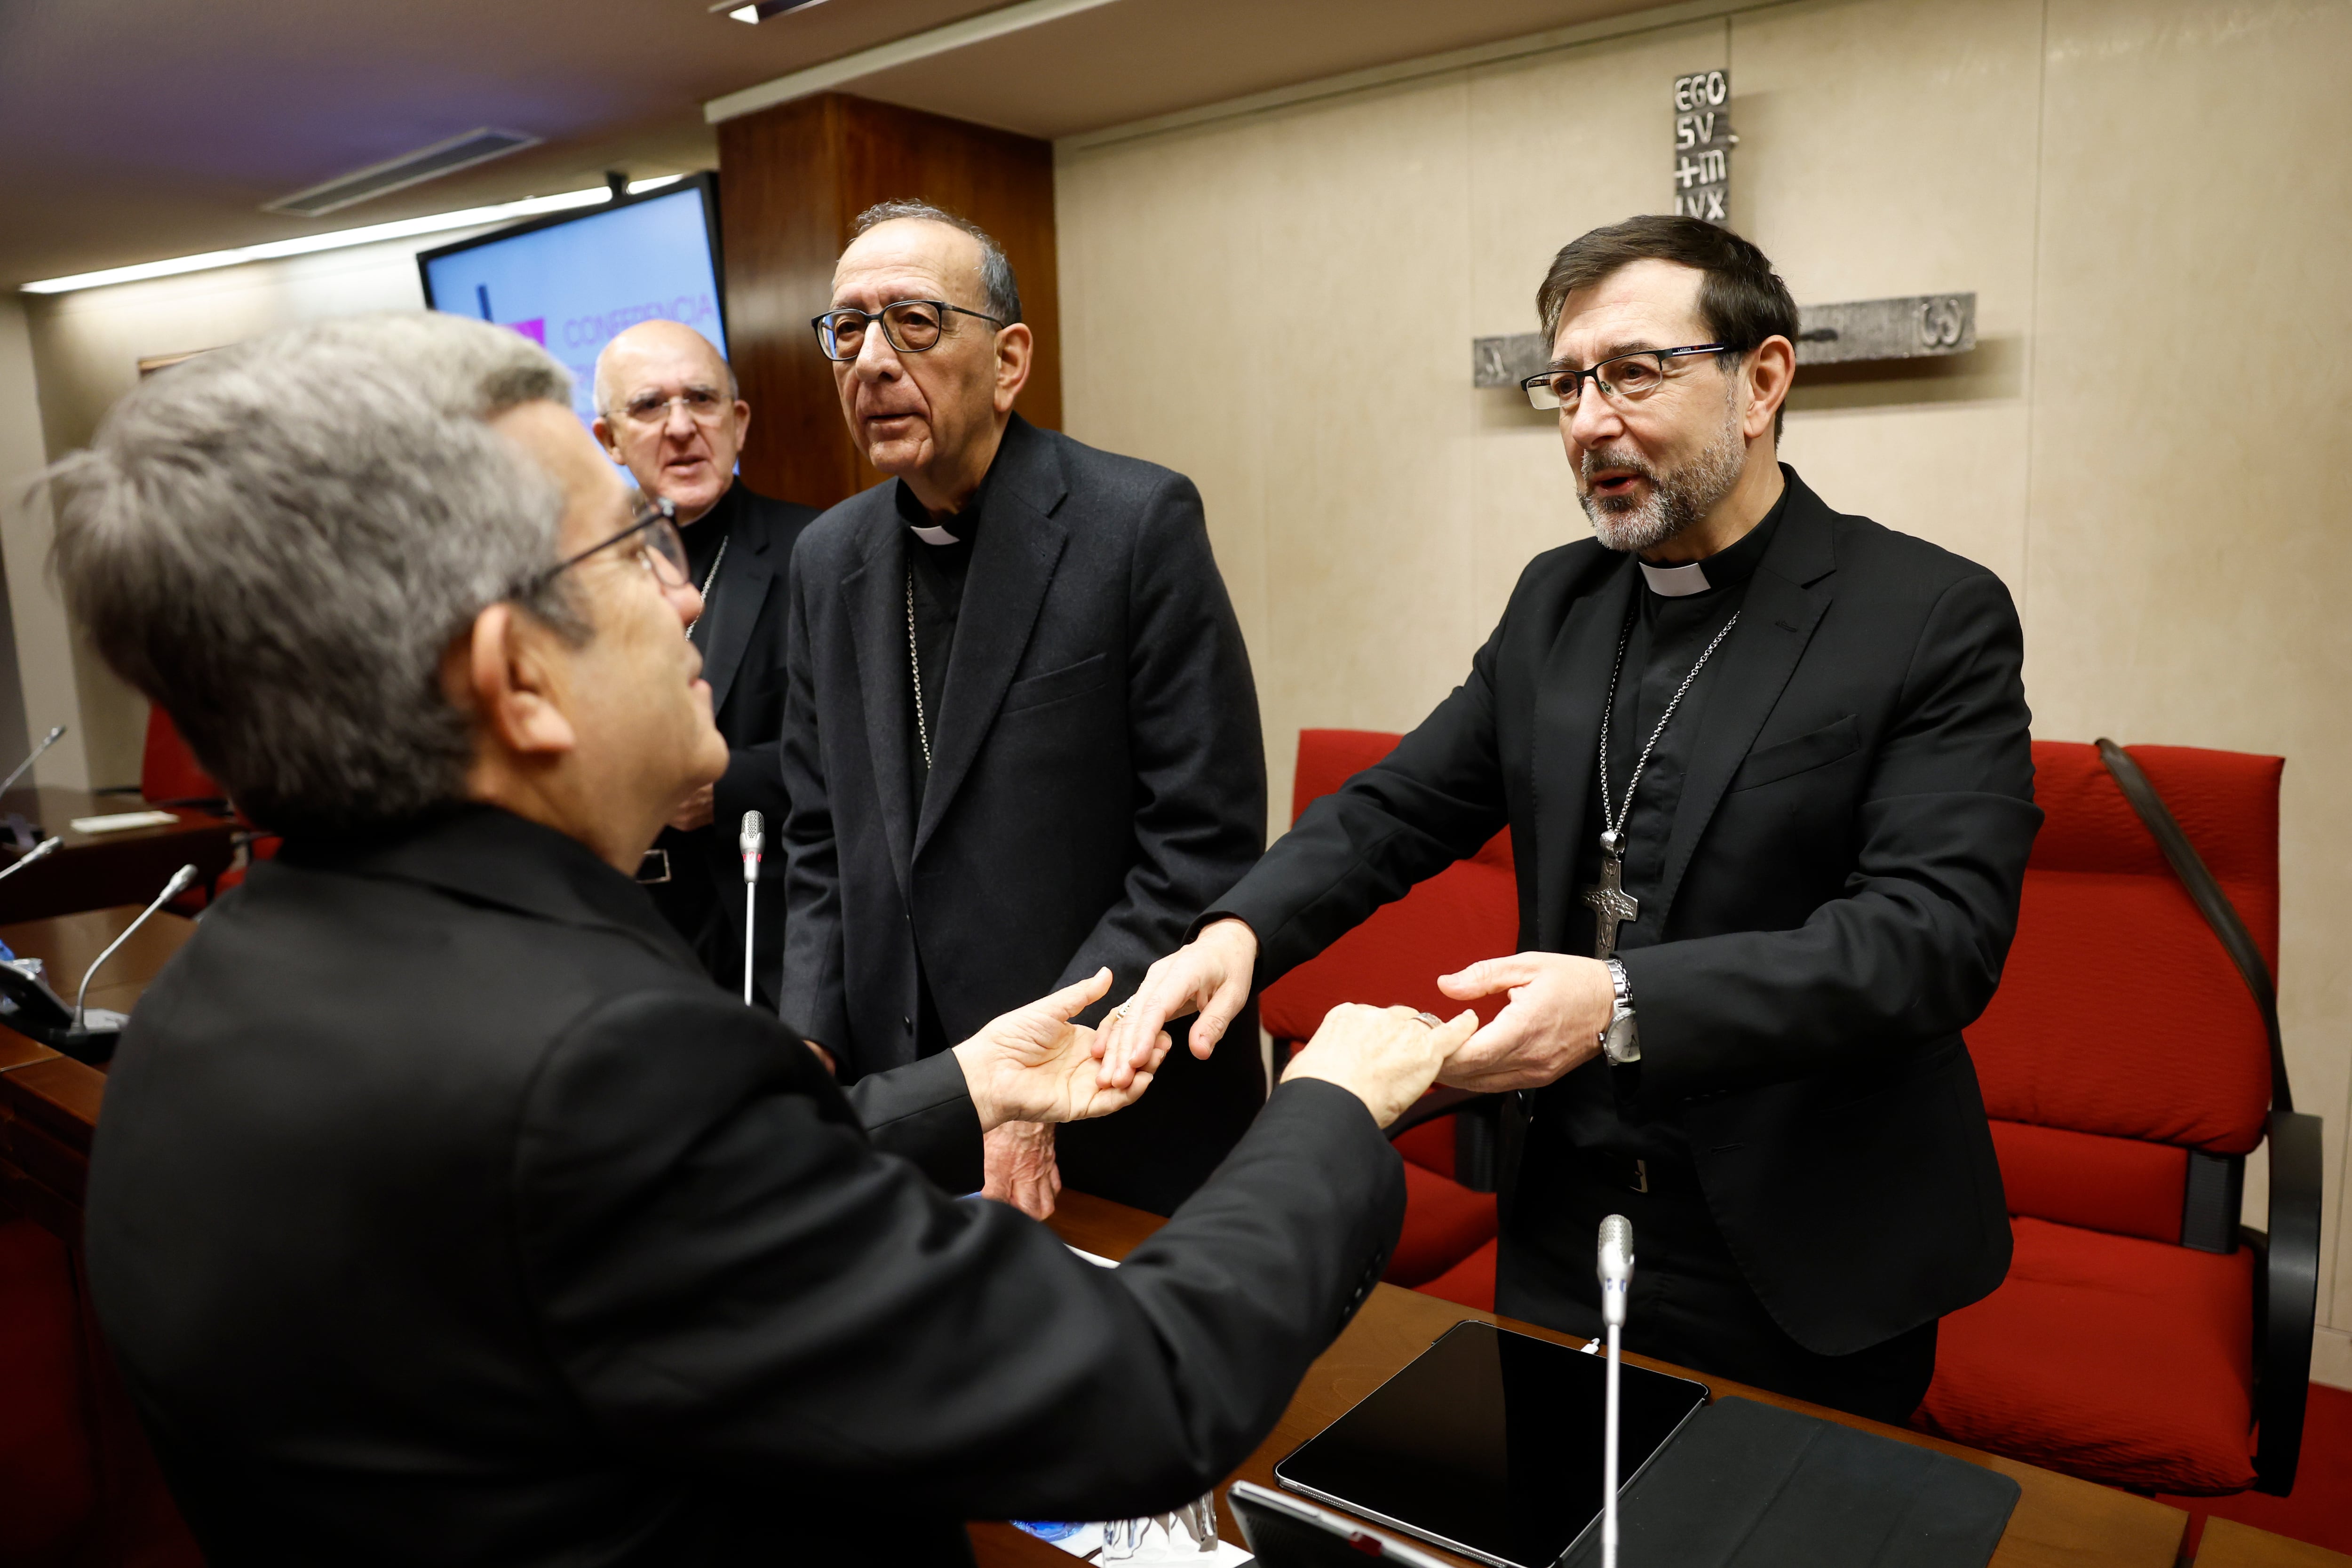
[
  {"x1": 1597, "y1": 599, "x2": 1740, "y2": 839},
  {"x1": 906, "y1": 563, "x2": 933, "y2": 771},
  {"x1": 687, "y1": 534, "x2": 729, "y2": 643}
]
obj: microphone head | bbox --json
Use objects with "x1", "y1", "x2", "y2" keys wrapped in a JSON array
[
  {"x1": 739, "y1": 810, "x2": 765, "y2": 858},
  {"x1": 1597, "y1": 1214, "x2": 1634, "y2": 1286},
  {"x1": 163, "y1": 862, "x2": 200, "y2": 898},
  {"x1": 40, "y1": 725, "x2": 63, "y2": 746}
]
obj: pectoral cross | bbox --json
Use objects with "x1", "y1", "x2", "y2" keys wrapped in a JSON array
[{"x1": 1582, "y1": 828, "x2": 1639, "y2": 960}]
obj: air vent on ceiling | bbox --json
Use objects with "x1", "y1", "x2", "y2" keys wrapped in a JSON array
[{"x1": 262, "y1": 128, "x2": 542, "y2": 218}]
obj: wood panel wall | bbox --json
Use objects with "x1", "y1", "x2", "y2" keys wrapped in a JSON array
[{"x1": 716, "y1": 93, "x2": 1061, "y2": 510}]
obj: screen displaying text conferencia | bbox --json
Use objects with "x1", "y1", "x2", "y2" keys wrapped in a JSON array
[{"x1": 418, "y1": 179, "x2": 727, "y2": 434}]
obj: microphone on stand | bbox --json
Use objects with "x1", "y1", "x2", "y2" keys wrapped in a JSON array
[
  {"x1": 0, "y1": 725, "x2": 65, "y2": 799},
  {"x1": 1597, "y1": 1214, "x2": 1635, "y2": 1568},
  {"x1": 76, "y1": 863, "x2": 199, "y2": 1031},
  {"x1": 739, "y1": 811, "x2": 764, "y2": 1005},
  {"x1": 0, "y1": 836, "x2": 62, "y2": 884}
]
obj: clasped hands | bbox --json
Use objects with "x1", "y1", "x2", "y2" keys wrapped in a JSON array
[{"x1": 1092, "y1": 918, "x2": 1618, "y2": 1105}]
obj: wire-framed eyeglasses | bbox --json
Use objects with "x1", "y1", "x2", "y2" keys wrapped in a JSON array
[
  {"x1": 524, "y1": 494, "x2": 689, "y2": 597},
  {"x1": 1520, "y1": 343, "x2": 1731, "y2": 412},
  {"x1": 613, "y1": 386, "x2": 733, "y2": 429},
  {"x1": 811, "y1": 299, "x2": 1007, "y2": 362}
]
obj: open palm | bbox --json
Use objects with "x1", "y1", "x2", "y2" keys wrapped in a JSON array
[{"x1": 954, "y1": 969, "x2": 1174, "y2": 1127}]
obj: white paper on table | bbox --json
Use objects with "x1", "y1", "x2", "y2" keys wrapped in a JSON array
[
  {"x1": 1016, "y1": 1520, "x2": 1253, "y2": 1565},
  {"x1": 69, "y1": 811, "x2": 179, "y2": 834},
  {"x1": 1066, "y1": 1245, "x2": 1119, "y2": 1268}
]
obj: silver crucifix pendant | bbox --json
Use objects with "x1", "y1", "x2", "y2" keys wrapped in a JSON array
[{"x1": 1582, "y1": 828, "x2": 1640, "y2": 960}]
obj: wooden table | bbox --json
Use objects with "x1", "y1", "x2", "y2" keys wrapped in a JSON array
[
  {"x1": 2196, "y1": 1519, "x2": 2352, "y2": 1567},
  {"x1": 964, "y1": 1192, "x2": 2194, "y2": 1568},
  {"x1": 0, "y1": 785, "x2": 237, "y2": 924}
]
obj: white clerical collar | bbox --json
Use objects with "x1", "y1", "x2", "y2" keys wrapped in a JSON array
[
  {"x1": 908, "y1": 523, "x2": 961, "y2": 546},
  {"x1": 1638, "y1": 558, "x2": 1711, "y2": 597}
]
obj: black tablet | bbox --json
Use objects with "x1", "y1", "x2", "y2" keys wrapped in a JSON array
[{"x1": 1272, "y1": 1320, "x2": 1708, "y2": 1568}]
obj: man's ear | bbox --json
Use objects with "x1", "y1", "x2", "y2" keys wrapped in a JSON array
[
  {"x1": 993, "y1": 323, "x2": 1034, "y2": 414},
  {"x1": 1742, "y1": 335, "x2": 1796, "y2": 443},
  {"x1": 459, "y1": 602, "x2": 579, "y2": 760},
  {"x1": 731, "y1": 399, "x2": 752, "y2": 446},
  {"x1": 590, "y1": 415, "x2": 624, "y2": 465}
]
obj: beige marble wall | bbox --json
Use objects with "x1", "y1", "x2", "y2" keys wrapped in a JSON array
[{"x1": 1057, "y1": 0, "x2": 2352, "y2": 1376}]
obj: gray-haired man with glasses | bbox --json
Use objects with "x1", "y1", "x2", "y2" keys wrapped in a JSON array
[
  {"x1": 781, "y1": 199, "x2": 1269, "y2": 1219},
  {"x1": 592, "y1": 319, "x2": 819, "y2": 1008},
  {"x1": 1101, "y1": 215, "x2": 2039, "y2": 1424}
]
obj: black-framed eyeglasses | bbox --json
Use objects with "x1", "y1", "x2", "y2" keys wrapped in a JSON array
[
  {"x1": 525, "y1": 494, "x2": 689, "y2": 597},
  {"x1": 811, "y1": 299, "x2": 1007, "y2": 361},
  {"x1": 1520, "y1": 343, "x2": 1732, "y2": 412}
]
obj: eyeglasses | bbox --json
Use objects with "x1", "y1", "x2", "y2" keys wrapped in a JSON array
[
  {"x1": 1520, "y1": 343, "x2": 1731, "y2": 412},
  {"x1": 614, "y1": 386, "x2": 732, "y2": 428},
  {"x1": 525, "y1": 494, "x2": 689, "y2": 597},
  {"x1": 811, "y1": 299, "x2": 1006, "y2": 362}
]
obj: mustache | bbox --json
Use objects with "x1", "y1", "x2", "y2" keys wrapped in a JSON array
[{"x1": 1579, "y1": 447, "x2": 1658, "y2": 487}]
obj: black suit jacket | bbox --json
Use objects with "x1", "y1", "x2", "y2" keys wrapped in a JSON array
[
  {"x1": 781, "y1": 415, "x2": 1268, "y2": 1212},
  {"x1": 85, "y1": 806, "x2": 1401, "y2": 1568},
  {"x1": 645, "y1": 480, "x2": 820, "y2": 1008},
  {"x1": 1213, "y1": 470, "x2": 2040, "y2": 1355}
]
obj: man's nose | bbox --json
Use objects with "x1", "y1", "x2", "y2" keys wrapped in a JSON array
[
  {"x1": 1566, "y1": 384, "x2": 1626, "y2": 450},
  {"x1": 852, "y1": 324, "x2": 903, "y2": 381},
  {"x1": 662, "y1": 398, "x2": 698, "y2": 439},
  {"x1": 669, "y1": 577, "x2": 704, "y2": 630}
]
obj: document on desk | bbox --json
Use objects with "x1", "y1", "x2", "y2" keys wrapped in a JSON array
[
  {"x1": 1014, "y1": 1519, "x2": 1255, "y2": 1564},
  {"x1": 70, "y1": 811, "x2": 180, "y2": 834}
]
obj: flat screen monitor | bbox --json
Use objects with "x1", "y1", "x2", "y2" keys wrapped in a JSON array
[{"x1": 418, "y1": 175, "x2": 726, "y2": 433}]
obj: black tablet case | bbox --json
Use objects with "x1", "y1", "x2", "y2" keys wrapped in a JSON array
[{"x1": 1558, "y1": 1396, "x2": 2020, "y2": 1568}]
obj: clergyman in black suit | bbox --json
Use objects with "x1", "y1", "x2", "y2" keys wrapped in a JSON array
[
  {"x1": 782, "y1": 200, "x2": 1267, "y2": 1216},
  {"x1": 594, "y1": 319, "x2": 818, "y2": 1007},
  {"x1": 1102, "y1": 217, "x2": 2042, "y2": 1424},
  {"x1": 56, "y1": 311, "x2": 1478, "y2": 1566}
]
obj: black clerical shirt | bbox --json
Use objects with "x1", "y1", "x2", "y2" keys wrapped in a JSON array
[
  {"x1": 1554, "y1": 490, "x2": 1789, "y2": 1170},
  {"x1": 896, "y1": 470, "x2": 993, "y2": 1061}
]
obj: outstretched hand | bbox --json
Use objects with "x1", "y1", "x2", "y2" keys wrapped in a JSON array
[
  {"x1": 1433, "y1": 951, "x2": 1614, "y2": 1092},
  {"x1": 954, "y1": 968, "x2": 1173, "y2": 1130},
  {"x1": 1093, "y1": 918, "x2": 1258, "y2": 1090}
]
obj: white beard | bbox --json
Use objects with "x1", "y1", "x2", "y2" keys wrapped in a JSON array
[{"x1": 1579, "y1": 400, "x2": 1747, "y2": 555}]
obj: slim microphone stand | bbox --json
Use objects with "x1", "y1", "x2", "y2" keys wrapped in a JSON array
[
  {"x1": 0, "y1": 836, "x2": 61, "y2": 884},
  {"x1": 1597, "y1": 1214, "x2": 1634, "y2": 1568},
  {"x1": 739, "y1": 812, "x2": 764, "y2": 1006},
  {"x1": 0, "y1": 725, "x2": 65, "y2": 800},
  {"x1": 1603, "y1": 1320, "x2": 1623, "y2": 1568},
  {"x1": 76, "y1": 863, "x2": 197, "y2": 1030}
]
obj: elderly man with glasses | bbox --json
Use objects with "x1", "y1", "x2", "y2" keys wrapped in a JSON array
[
  {"x1": 59, "y1": 311, "x2": 1476, "y2": 1566},
  {"x1": 781, "y1": 200, "x2": 1269, "y2": 1218},
  {"x1": 591, "y1": 320, "x2": 817, "y2": 1008},
  {"x1": 1101, "y1": 215, "x2": 2041, "y2": 1425}
]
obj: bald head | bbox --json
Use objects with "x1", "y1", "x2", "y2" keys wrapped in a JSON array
[{"x1": 590, "y1": 321, "x2": 748, "y2": 525}]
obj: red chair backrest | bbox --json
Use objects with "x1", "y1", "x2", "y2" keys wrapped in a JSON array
[
  {"x1": 1964, "y1": 740, "x2": 2280, "y2": 1241},
  {"x1": 1259, "y1": 731, "x2": 1518, "y2": 1042},
  {"x1": 141, "y1": 705, "x2": 224, "y2": 805}
]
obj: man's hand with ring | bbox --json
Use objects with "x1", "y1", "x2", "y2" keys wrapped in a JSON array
[
  {"x1": 1093, "y1": 918, "x2": 1258, "y2": 1090},
  {"x1": 1283, "y1": 1003, "x2": 1479, "y2": 1128}
]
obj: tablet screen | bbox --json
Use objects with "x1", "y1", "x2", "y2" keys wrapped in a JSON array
[{"x1": 1272, "y1": 1321, "x2": 1708, "y2": 1568}]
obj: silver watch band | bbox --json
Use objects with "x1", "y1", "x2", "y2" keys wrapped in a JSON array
[{"x1": 1601, "y1": 957, "x2": 1640, "y2": 1064}]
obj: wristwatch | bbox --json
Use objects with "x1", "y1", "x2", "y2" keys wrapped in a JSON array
[{"x1": 1600, "y1": 957, "x2": 1641, "y2": 1065}]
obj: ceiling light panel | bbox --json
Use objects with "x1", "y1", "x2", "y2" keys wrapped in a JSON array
[{"x1": 263, "y1": 128, "x2": 542, "y2": 218}]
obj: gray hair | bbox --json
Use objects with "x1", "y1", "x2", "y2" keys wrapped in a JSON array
[
  {"x1": 853, "y1": 199, "x2": 1022, "y2": 326},
  {"x1": 43, "y1": 311, "x2": 580, "y2": 838}
]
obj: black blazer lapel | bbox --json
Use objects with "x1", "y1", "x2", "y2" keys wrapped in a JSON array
[
  {"x1": 839, "y1": 516, "x2": 918, "y2": 903},
  {"x1": 1532, "y1": 552, "x2": 1639, "y2": 953},
  {"x1": 697, "y1": 524, "x2": 773, "y2": 721},
  {"x1": 1651, "y1": 477, "x2": 1838, "y2": 932},
  {"x1": 913, "y1": 422, "x2": 1070, "y2": 858}
]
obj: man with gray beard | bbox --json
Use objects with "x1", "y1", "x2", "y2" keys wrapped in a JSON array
[{"x1": 1101, "y1": 216, "x2": 2040, "y2": 1423}]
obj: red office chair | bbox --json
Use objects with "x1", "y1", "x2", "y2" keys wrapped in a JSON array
[
  {"x1": 1259, "y1": 731, "x2": 1510, "y2": 1288},
  {"x1": 139, "y1": 704, "x2": 225, "y2": 808},
  {"x1": 1917, "y1": 741, "x2": 2321, "y2": 1496}
]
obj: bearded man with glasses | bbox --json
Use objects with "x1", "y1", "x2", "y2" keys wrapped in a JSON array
[
  {"x1": 783, "y1": 200, "x2": 1268, "y2": 1219},
  {"x1": 1101, "y1": 215, "x2": 2042, "y2": 1424},
  {"x1": 591, "y1": 320, "x2": 818, "y2": 1009}
]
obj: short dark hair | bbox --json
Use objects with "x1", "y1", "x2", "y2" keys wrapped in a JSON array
[
  {"x1": 853, "y1": 199, "x2": 1021, "y2": 326},
  {"x1": 1536, "y1": 215, "x2": 1798, "y2": 435}
]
